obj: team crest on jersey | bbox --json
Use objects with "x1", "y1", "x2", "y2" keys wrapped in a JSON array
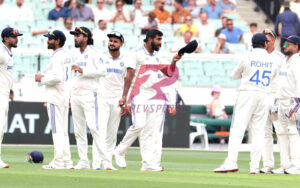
[
  {"x1": 99, "y1": 58, "x2": 103, "y2": 63},
  {"x1": 84, "y1": 55, "x2": 88, "y2": 59},
  {"x1": 156, "y1": 58, "x2": 159, "y2": 62},
  {"x1": 105, "y1": 61, "x2": 109, "y2": 64},
  {"x1": 120, "y1": 62, "x2": 124, "y2": 67},
  {"x1": 65, "y1": 58, "x2": 71, "y2": 64}
]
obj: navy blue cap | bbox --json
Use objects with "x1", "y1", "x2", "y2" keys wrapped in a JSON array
[
  {"x1": 70, "y1": 27, "x2": 92, "y2": 38},
  {"x1": 43, "y1": 30, "x2": 66, "y2": 43},
  {"x1": 28, "y1": 150, "x2": 44, "y2": 163},
  {"x1": 1, "y1": 27, "x2": 23, "y2": 38},
  {"x1": 252, "y1": 33, "x2": 269, "y2": 44},
  {"x1": 107, "y1": 31, "x2": 124, "y2": 43},
  {"x1": 284, "y1": 35, "x2": 300, "y2": 47}
]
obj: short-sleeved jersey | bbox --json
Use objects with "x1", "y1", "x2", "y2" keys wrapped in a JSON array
[
  {"x1": 98, "y1": 51, "x2": 127, "y2": 98},
  {"x1": 278, "y1": 53, "x2": 300, "y2": 98},
  {"x1": 41, "y1": 48, "x2": 72, "y2": 107},
  {"x1": 231, "y1": 48, "x2": 280, "y2": 93},
  {"x1": 0, "y1": 44, "x2": 14, "y2": 96},
  {"x1": 71, "y1": 46, "x2": 106, "y2": 93}
]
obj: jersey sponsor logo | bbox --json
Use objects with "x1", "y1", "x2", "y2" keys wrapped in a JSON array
[
  {"x1": 7, "y1": 65, "x2": 13, "y2": 70},
  {"x1": 76, "y1": 62, "x2": 87, "y2": 66},
  {"x1": 279, "y1": 71, "x2": 287, "y2": 76},
  {"x1": 105, "y1": 61, "x2": 109, "y2": 64},
  {"x1": 127, "y1": 64, "x2": 179, "y2": 104},
  {"x1": 107, "y1": 68, "x2": 122, "y2": 74}
]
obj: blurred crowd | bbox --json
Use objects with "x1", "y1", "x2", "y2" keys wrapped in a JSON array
[{"x1": 0, "y1": 0, "x2": 260, "y2": 54}]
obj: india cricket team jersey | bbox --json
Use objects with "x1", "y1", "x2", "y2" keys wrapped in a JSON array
[
  {"x1": 232, "y1": 48, "x2": 279, "y2": 93},
  {"x1": 98, "y1": 51, "x2": 127, "y2": 98},
  {"x1": 71, "y1": 46, "x2": 106, "y2": 93},
  {"x1": 126, "y1": 46, "x2": 166, "y2": 101},
  {"x1": 0, "y1": 44, "x2": 13, "y2": 96},
  {"x1": 278, "y1": 53, "x2": 300, "y2": 98},
  {"x1": 41, "y1": 48, "x2": 72, "y2": 107},
  {"x1": 270, "y1": 49, "x2": 285, "y2": 94}
]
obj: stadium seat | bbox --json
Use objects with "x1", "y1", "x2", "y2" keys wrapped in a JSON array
[{"x1": 189, "y1": 121, "x2": 209, "y2": 149}]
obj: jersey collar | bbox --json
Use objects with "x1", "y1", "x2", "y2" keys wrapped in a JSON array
[
  {"x1": 143, "y1": 45, "x2": 157, "y2": 56},
  {"x1": 52, "y1": 48, "x2": 63, "y2": 56},
  {"x1": 107, "y1": 51, "x2": 123, "y2": 60},
  {"x1": 3, "y1": 44, "x2": 12, "y2": 57}
]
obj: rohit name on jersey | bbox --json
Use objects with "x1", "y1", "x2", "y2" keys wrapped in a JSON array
[{"x1": 251, "y1": 61, "x2": 273, "y2": 68}]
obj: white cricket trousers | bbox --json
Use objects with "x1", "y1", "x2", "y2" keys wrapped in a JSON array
[
  {"x1": 92, "y1": 96, "x2": 121, "y2": 168},
  {"x1": 71, "y1": 91, "x2": 109, "y2": 165},
  {"x1": 262, "y1": 94, "x2": 278, "y2": 168},
  {"x1": 115, "y1": 100, "x2": 166, "y2": 169},
  {"x1": 225, "y1": 91, "x2": 269, "y2": 169},
  {"x1": 276, "y1": 98, "x2": 300, "y2": 169},
  {"x1": 46, "y1": 103, "x2": 72, "y2": 167},
  {"x1": 0, "y1": 94, "x2": 9, "y2": 162}
]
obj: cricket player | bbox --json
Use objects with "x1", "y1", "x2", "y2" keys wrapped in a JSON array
[
  {"x1": 260, "y1": 29, "x2": 285, "y2": 173},
  {"x1": 114, "y1": 29, "x2": 182, "y2": 171},
  {"x1": 214, "y1": 33, "x2": 280, "y2": 174},
  {"x1": 275, "y1": 35, "x2": 300, "y2": 175},
  {"x1": 92, "y1": 31, "x2": 126, "y2": 170},
  {"x1": 69, "y1": 27, "x2": 109, "y2": 169},
  {"x1": 35, "y1": 30, "x2": 73, "y2": 169},
  {"x1": 0, "y1": 27, "x2": 22, "y2": 168}
]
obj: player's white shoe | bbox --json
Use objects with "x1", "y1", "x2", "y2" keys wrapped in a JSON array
[
  {"x1": 74, "y1": 161, "x2": 90, "y2": 170},
  {"x1": 250, "y1": 168, "x2": 260, "y2": 174},
  {"x1": 0, "y1": 161, "x2": 9, "y2": 168},
  {"x1": 114, "y1": 153, "x2": 127, "y2": 169},
  {"x1": 92, "y1": 163, "x2": 101, "y2": 170},
  {"x1": 214, "y1": 163, "x2": 238, "y2": 173},
  {"x1": 259, "y1": 167, "x2": 273, "y2": 173},
  {"x1": 103, "y1": 163, "x2": 118, "y2": 170},
  {"x1": 271, "y1": 168, "x2": 285, "y2": 174},
  {"x1": 141, "y1": 166, "x2": 165, "y2": 172},
  {"x1": 64, "y1": 161, "x2": 74, "y2": 169},
  {"x1": 285, "y1": 167, "x2": 300, "y2": 175}
]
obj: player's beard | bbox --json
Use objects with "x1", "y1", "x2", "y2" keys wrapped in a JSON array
[
  {"x1": 47, "y1": 43, "x2": 55, "y2": 49},
  {"x1": 283, "y1": 49, "x2": 293, "y2": 56},
  {"x1": 151, "y1": 41, "x2": 161, "y2": 51},
  {"x1": 108, "y1": 45, "x2": 120, "y2": 52},
  {"x1": 75, "y1": 40, "x2": 82, "y2": 48}
]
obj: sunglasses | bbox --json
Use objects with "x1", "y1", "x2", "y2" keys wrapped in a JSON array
[
  {"x1": 263, "y1": 29, "x2": 276, "y2": 38},
  {"x1": 283, "y1": 42, "x2": 289, "y2": 48},
  {"x1": 75, "y1": 27, "x2": 88, "y2": 36},
  {"x1": 110, "y1": 31, "x2": 122, "y2": 37}
]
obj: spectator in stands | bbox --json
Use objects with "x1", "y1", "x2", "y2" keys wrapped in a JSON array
[
  {"x1": 48, "y1": 0, "x2": 72, "y2": 21},
  {"x1": 275, "y1": 2, "x2": 299, "y2": 53},
  {"x1": 202, "y1": 0, "x2": 222, "y2": 19},
  {"x1": 140, "y1": 12, "x2": 159, "y2": 35},
  {"x1": 211, "y1": 33, "x2": 233, "y2": 54},
  {"x1": 0, "y1": 0, "x2": 10, "y2": 21},
  {"x1": 150, "y1": 0, "x2": 171, "y2": 24},
  {"x1": 10, "y1": 0, "x2": 34, "y2": 21},
  {"x1": 186, "y1": 0, "x2": 201, "y2": 18},
  {"x1": 93, "y1": 20, "x2": 111, "y2": 44},
  {"x1": 206, "y1": 85, "x2": 228, "y2": 144},
  {"x1": 171, "y1": 0, "x2": 191, "y2": 24},
  {"x1": 130, "y1": 0, "x2": 147, "y2": 25},
  {"x1": 72, "y1": 0, "x2": 94, "y2": 22},
  {"x1": 171, "y1": 31, "x2": 201, "y2": 53},
  {"x1": 217, "y1": 0, "x2": 236, "y2": 14},
  {"x1": 195, "y1": 12, "x2": 215, "y2": 38},
  {"x1": 221, "y1": 19, "x2": 243, "y2": 43},
  {"x1": 110, "y1": 0, "x2": 130, "y2": 23},
  {"x1": 32, "y1": 17, "x2": 74, "y2": 41},
  {"x1": 243, "y1": 22, "x2": 257, "y2": 50},
  {"x1": 92, "y1": 0, "x2": 111, "y2": 23},
  {"x1": 174, "y1": 16, "x2": 198, "y2": 37},
  {"x1": 215, "y1": 16, "x2": 227, "y2": 37}
]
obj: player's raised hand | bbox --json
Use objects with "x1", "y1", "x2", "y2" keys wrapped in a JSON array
[{"x1": 72, "y1": 65, "x2": 83, "y2": 73}]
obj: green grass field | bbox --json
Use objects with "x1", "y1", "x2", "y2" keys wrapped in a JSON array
[{"x1": 0, "y1": 145, "x2": 299, "y2": 188}]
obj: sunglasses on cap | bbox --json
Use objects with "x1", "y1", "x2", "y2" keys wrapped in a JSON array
[
  {"x1": 75, "y1": 27, "x2": 88, "y2": 36},
  {"x1": 283, "y1": 42, "x2": 290, "y2": 48},
  {"x1": 263, "y1": 29, "x2": 276, "y2": 38}
]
